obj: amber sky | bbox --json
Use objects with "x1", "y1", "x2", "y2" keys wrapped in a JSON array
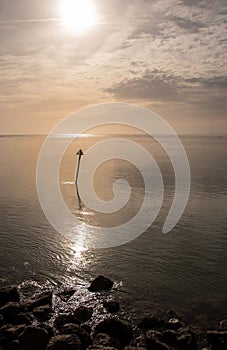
[{"x1": 0, "y1": 0, "x2": 226, "y2": 135}]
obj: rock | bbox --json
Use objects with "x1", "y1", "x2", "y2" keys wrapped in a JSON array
[
  {"x1": 166, "y1": 318, "x2": 183, "y2": 330},
  {"x1": 74, "y1": 306, "x2": 93, "y2": 322},
  {"x1": 138, "y1": 316, "x2": 165, "y2": 330},
  {"x1": 88, "y1": 276, "x2": 114, "y2": 292},
  {"x1": 0, "y1": 314, "x2": 3, "y2": 327},
  {"x1": 18, "y1": 325, "x2": 49, "y2": 350},
  {"x1": 46, "y1": 334, "x2": 81, "y2": 350},
  {"x1": 206, "y1": 330, "x2": 227, "y2": 350},
  {"x1": 103, "y1": 301, "x2": 120, "y2": 314},
  {"x1": 146, "y1": 330, "x2": 174, "y2": 350},
  {"x1": 176, "y1": 327, "x2": 197, "y2": 349},
  {"x1": 59, "y1": 323, "x2": 92, "y2": 349},
  {"x1": 81, "y1": 324, "x2": 92, "y2": 334},
  {"x1": 94, "y1": 318, "x2": 132, "y2": 347},
  {"x1": 0, "y1": 324, "x2": 26, "y2": 347},
  {"x1": 33, "y1": 304, "x2": 52, "y2": 321},
  {"x1": 0, "y1": 287, "x2": 20, "y2": 307},
  {"x1": 92, "y1": 333, "x2": 113, "y2": 347},
  {"x1": 25, "y1": 290, "x2": 53, "y2": 310},
  {"x1": 58, "y1": 289, "x2": 76, "y2": 302},
  {"x1": 219, "y1": 319, "x2": 227, "y2": 331},
  {"x1": 0, "y1": 302, "x2": 32, "y2": 325},
  {"x1": 54, "y1": 314, "x2": 81, "y2": 330}
]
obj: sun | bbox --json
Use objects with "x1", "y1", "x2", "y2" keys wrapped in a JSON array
[{"x1": 60, "y1": 0, "x2": 97, "y2": 34}]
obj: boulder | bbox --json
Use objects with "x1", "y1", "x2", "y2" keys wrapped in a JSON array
[
  {"x1": 165, "y1": 318, "x2": 183, "y2": 330},
  {"x1": 206, "y1": 330, "x2": 227, "y2": 350},
  {"x1": 58, "y1": 289, "x2": 76, "y2": 302},
  {"x1": 46, "y1": 334, "x2": 81, "y2": 350},
  {"x1": 18, "y1": 325, "x2": 49, "y2": 350},
  {"x1": 74, "y1": 306, "x2": 93, "y2": 322},
  {"x1": 59, "y1": 323, "x2": 92, "y2": 349},
  {"x1": 25, "y1": 290, "x2": 53, "y2": 310},
  {"x1": 0, "y1": 287, "x2": 20, "y2": 307},
  {"x1": 33, "y1": 304, "x2": 52, "y2": 321},
  {"x1": 94, "y1": 318, "x2": 132, "y2": 347},
  {"x1": 103, "y1": 301, "x2": 120, "y2": 314},
  {"x1": 0, "y1": 324, "x2": 26, "y2": 347},
  {"x1": 92, "y1": 333, "x2": 113, "y2": 347},
  {"x1": 0, "y1": 302, "x2": 32, "y2": 325},
  {"x1": 54, "y1": 314, "x2": 81, "y2": 330},
  {"x1": 176, "y1": 327, "x2": 197, "y2": 349},
  {"x1": 88, "y1": 276, "x2": 113, "y2": 292},
  {"x1": 146, "y1": 330, "x2": 174, "y2": 350},
  {"x1": 81, "y1": 324, "x2": 92, "y2": 334}
]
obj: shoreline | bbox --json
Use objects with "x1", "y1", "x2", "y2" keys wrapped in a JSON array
[{"x1": 0, "y1": 275, "x2": 226, "y2": 349}]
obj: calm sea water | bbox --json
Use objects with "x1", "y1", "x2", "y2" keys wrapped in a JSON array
[{"x1": 0, "y1": 135, "x2": 227, "y2": 324}]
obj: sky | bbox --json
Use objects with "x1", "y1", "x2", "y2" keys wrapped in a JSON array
[{"x1": 0, "y1": 0, "x2": 226, "y2": 135}]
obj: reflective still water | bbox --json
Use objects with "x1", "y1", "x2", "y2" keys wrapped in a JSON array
[{"x1": 0, "y1": 135, "x2": 227, "y2": 324}]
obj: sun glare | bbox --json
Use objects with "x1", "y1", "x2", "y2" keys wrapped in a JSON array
[{"x1": 60, "y1": 0, "x2": 97, "y2": 34}]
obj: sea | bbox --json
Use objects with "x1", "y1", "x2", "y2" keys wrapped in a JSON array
[{"x1": 0, "y1": 134, "x2": 227, "y2": 326}]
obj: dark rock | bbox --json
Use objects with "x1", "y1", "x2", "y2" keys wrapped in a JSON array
[
  {"x1": 81, "y1": 324, "x2": 92, "y2": 334},
  {"x1": 58, "y1": 289, "x2": 76, "y2": 301},
  {"x1": 94, "y1": 318, "x2": 132, "y2": 347},
  {"x1": 59, "y1": 323, "x2": 92, "y2": 349},
  {"x1": 176, "y1": 327, "x2": 197, "y2": 349},
  {"x1": 74, "y1": 306, "x2": 93, "y2": 322},
  {"x1": 138, "y1": 316, "x2": 165, "y2": 330},
  {"x1": 18, "y1": 325, "x2": 49, "y2": 350},
  {"x1": 33, "y1": 304, "x2": 52, "y2": 321},
  {"x1": 25, "y1": 290, "x2": 53, "y2": 310},
  {"x1": 0, "y1": 314, "x2": 3, "y2": 327},
  {"x1": 206, "y1": 330, "x2": 227, "y2": 350},
  {"x1": 103, "y1": 301, "x2": 120, "y2": 314},
  {"x1": 146, "y1": 330, "x2": 174, "y2": 350},
  {"x1": 166, "y1": 318, "x2": 183, "y2": 330},
  {"x1": 46, "y1": 334, "x2": 81, "y2": 350},
  {"x1": 0, "y1": 302, "x2": 31, "y2": 325},
  {"x1": 219, "y1": 319, "x2": 227, "y2": 331},
  {"x1": 0, "y1": 324, "x2": 26, "y2": 347},
  {"x1": 88, "y1": 347, "x2": 117, "y2": 350},
  {"x1": 54, "y1": 314, "x2": 81, "y2": 330},
  {"x1": 0, "y1": 287, "x2": 20, "y2": 308},
  {"x1": 88, "y1": 276, "x2": 114, "y2": 292},
  {"x1": 92, "y1": 333, "x2": 113, "y2": 347}
]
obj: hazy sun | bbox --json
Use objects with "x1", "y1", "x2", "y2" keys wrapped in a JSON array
[{"x1": 60, "y1": 0, "x2": 97, "y2": 34}]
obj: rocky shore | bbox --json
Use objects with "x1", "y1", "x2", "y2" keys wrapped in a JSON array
[{"x1": 0, "y1": 275, "x2": 226, "y2": 350}]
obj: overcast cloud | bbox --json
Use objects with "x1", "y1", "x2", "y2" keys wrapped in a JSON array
[{"x1": 0, "y1": 0, "x2": 226, "y2": 134}]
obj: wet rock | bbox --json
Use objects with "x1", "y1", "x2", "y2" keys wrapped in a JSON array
[
  {"x1": 25, "y1": 290, "x2": 53, "y2": 310},
  {"x1": 176, "y1": 327, "x2": 197, "y2": 349},
  {"x1": 46, "y1": 334, "x2": 81, "y2": 350},
  {"x1": 81, "y1": 324, "x2": 92, "y2": 334},
  {"x1": 0, "y1": 324, "x2": 26, "y2": 347},
  {"x1": 94, "y1": 318, "x2": 132, "y2": 347},
  {"x1": 88, "y1": 276, "x2": 114, "y2": 292},
  {"x1": 206, "y1": 330, "x2": 227, "y2": 350},
  {"x1": 138, "y1": 316, "x2": 165, "y2": 330},
  {"x1": 0, "y1": 302, "x2": 31, "y2": 325},
  {"x1": 18, "y1": 325, "x2": 49, "y2": 350},
  {"x1": 92, "y1": 333, "x2": 113, "y2": 347},
  {"x1": 58, "y1": 289, "x2": 76, "y2": 302},
  {"x1": 54, "y1": 314, "x2": 81, "y2": 330},
  {"x1": 0, "y1": 287, "x2": 20, "y2": 308},
  {"x1": 33, "y1": 304, "x2": 52, "y2": 321},
  {"x1": 146, "y1": 330, "x2": 174, "y2": 350},
  {"x1": 74, "y1": 306, "x2": 93, "y2": 322},
  {"x1": 166, "y1": 318, "x2": 183, "y2": 330},
  {"x1": 103, "y1": 301, "x2": 120, "y2": 314},
  {"x1": 219, "y1": 319, "x2": 227, "y2": 331},
  {"x1": 59, "y1": 323, "x2": 91, "y2": 349}
]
